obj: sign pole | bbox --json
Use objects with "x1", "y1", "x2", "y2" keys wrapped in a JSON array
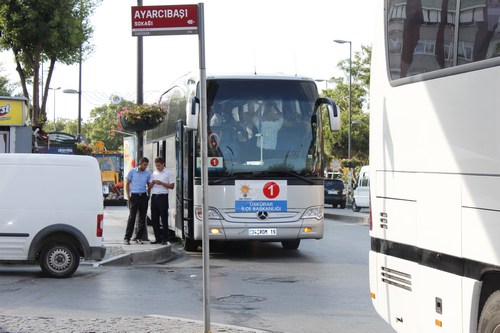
[
  {"x1": 130, "y1": 4, "x2": 209, "y2": 330},
  {"x1": 197, "y1": 3, "x2": 211, "y2": 333}
]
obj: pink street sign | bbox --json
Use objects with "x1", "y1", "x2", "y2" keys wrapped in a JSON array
[{"x1": 131, "y1": 4, "x2": 198, "y2": 36}]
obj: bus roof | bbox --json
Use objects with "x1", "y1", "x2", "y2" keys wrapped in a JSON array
[{"x1": 206, "y1": 74, "x2": 315, "y2": 82}]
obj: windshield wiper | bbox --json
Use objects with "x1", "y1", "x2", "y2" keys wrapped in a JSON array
[
  {"x1": 277, "y1": 171, "x2": 314, "y2": 184},
  {"x1": 210, "y1": 171, "x2": 257, "y2": 184}
]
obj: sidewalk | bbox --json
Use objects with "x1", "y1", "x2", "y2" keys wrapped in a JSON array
[{"x1": 98, "y1": 206, "x2": 173, "y2": 266}]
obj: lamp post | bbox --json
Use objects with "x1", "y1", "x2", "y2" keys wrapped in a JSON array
[
  {"x1": 63, "y1": 88, "x2": 82, "y2": 140},
  {"x1": 334, "y1": 39, "x2": 353, "y2": 203},
  {"x1": 49, "y1": 87, "x2": 61, "y2": 131}
]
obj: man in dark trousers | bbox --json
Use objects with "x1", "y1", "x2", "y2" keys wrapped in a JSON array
[
  {"x1": 124, "y1": 157, "x2": 151, "y2": 245},
  {"x1": 149, "y1": 156, "x2": 175, "y2": 245}
]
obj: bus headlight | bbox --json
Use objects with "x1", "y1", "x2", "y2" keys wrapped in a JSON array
[
  {"x1": 302, "y1": 206, "x2": 324, "y2": 220},
  {"x1": 195, "y1": 206, "x2": 223, "y2": 220}
]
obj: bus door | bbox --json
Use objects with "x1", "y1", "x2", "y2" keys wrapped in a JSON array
[{"x1": 175, "y1": 120, "x2": 194, "y2": 240}]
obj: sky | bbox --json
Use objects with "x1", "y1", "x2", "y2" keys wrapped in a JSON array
[{"x1": 0, "y1": 0, "x2": 376, "y2": 123}]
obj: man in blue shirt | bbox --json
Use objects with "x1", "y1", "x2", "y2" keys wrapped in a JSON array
[{"x1": 124, "y1": 157, "x2": 151, "y2": 245}]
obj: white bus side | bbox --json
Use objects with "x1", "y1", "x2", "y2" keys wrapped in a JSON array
[{"x1": 369, "y1": 1, "x2": 500, "y2": 332}]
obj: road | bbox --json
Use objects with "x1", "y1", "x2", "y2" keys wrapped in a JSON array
[{"x1": 0, "y1": 214, "x2": 394, "y2": 333}]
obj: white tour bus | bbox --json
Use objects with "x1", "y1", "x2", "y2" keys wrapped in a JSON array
[
  {"x1": 369, "y1": 1, "x2": 500, "y2": 332},
  {"x1": 145, "y1": 74, "x2": 339, "y2": 251}
]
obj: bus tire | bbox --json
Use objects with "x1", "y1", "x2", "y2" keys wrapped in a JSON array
[
  {"x1": 281, "y1": 239, "x2": 300, "y2": 250},
  {"x1": 478, "y1": 290, "x2": 500, "y2": 333},
  {"x1": 183, "y1": 237, "x2": 199, "y2": 252}
]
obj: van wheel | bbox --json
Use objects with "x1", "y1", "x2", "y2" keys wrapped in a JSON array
[
  {"x1": 478, "y1": 290, "x2": 500, "y2": 333},
  {"x1": 281, "y1": 240, "x2": 300, "y2": 250},
  {"x1": 183, "y1": 237, "x2": 199, "y2": 252},
  {"x1": 39, "y1": 241, "x2": 79, "y2": 278},
  {"x1": 352, "y1": 200, "x2": 361, "y2": 212}
]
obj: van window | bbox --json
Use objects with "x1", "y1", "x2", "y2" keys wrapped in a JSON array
[{"x1": 359, "y1": 172, "x2": 369, "y2": 187}]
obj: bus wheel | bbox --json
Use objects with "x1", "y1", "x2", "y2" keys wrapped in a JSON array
[
  {"x1": 352, "y1": 200, "x2": 361, "y2": 212},
  {"x1": 184, "y1": 237, "x2": 199, "y2": 252},
  {"x1": 281, "y1": 240, "x2": 300, "y2": 250},
  {"x1": 478, "y1": 290, "x2": 500, "y2": 333}
]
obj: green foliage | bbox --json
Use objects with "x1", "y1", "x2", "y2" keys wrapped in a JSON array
[
  {"x1": 87, "y1": 100, "x2": 136, "y2": 151},
  {"x1": 322, "y1": 44, "x2": 371, "y2": 166},
  {"x1": 0, "y1": 0, "x2": 101, "y2": 126},
  {"x1": 76, "y1": 142, "x2": 92, "y2": 155},
  {"x1": 0, "y1": 65, "x2": 17, "y2": 96}
]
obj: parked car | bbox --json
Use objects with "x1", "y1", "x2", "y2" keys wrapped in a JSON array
[
  {"x1": 324, "y1": 179, "x2": 347, "y2": 209},
  {"x1": 0, "y1": 154, "x2": 106, "y2": 278},
  {"x1": 352, "y1": 165, "x2": 370, "y2": 212}
]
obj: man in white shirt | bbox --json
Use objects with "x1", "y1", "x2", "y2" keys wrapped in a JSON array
[{"x1": 149, "y1": 157, "x2": 175, "y2": 245}]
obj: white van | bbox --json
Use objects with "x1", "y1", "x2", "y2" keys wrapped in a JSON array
[
  {"x1": 352, "y1": 165, "x2": 370, "y2": 212},
  {"x1": 0, "y1": 154, "x2": 105, "y2": 278}
]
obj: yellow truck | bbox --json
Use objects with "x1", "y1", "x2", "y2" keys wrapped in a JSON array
[{"x1": 92, "y1": 141, "x2": 126, "y2": 206}]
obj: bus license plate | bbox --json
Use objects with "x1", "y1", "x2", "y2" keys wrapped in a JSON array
[{"x1": 248, "y1": 228, "x2": 277, "y2": 236}]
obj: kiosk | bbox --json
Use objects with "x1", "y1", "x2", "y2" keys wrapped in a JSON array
[{"x1": 0, "y1": 97, "x2": 31, "y2": 153}]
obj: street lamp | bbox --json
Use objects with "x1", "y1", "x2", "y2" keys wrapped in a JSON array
[
  {"x1": 49, "y1": 87, "x2": 61, "y2": 131},
  {"x1": 334, "y1": 39, "x2": 352, "y2": 159},
  {"x1": 334, "y1": 39, "x2": 353, "y2": 203},
  {"x1": 63, "y1": 88, "x2": 82, "y2": 140}
]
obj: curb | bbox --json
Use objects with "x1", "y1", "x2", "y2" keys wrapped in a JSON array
[
  {"x1": 98, "y1": 244, "x2": 173, "y2": 266},
  {"x1": 147, "y1": 315, "x2": 270, "y2": 333},
  {"x1": 325, "y1": 213, "x2": 369, "y2": 225}
]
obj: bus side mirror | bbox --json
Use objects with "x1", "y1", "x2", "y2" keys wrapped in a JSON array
[
  {"x1": 315, "y1": 97, "x2": 340, "y2": 131},
  {"x1": 186, "y1": 96, "x2": 199, "y2": 130}
]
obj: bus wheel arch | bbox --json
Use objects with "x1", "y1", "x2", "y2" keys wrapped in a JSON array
[{"x1": 478, "y1": 271, "x2": 500, "y2": 332}]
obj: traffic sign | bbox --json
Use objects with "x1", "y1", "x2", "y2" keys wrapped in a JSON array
[{"x1": 131, "y1": 4, "x2": 198, "y2": 36}]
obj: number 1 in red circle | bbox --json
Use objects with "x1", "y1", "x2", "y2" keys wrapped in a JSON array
[{"x1": 263, "y1": 181, "x2": 280, "y2": 199}]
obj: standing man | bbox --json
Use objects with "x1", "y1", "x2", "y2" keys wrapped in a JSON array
[
  {"x1": 150, "y1": 156, "x2": 175, "y2": 245},
  {"x1": 124, "y1": 157, "x2": 151, "y2": 245}
]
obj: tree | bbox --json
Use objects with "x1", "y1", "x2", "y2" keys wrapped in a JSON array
[
  {"x1": 0, "y1": 0, "x2": 100, "y2": 126},
  {"x1": 41, "y1": 117, "x2": 91, "y2": 141},
  {"x1": 87, "y1": 100, "x2": 136, "y2": 151},
  {"x1": 0, "y1": 65, "x2": 18, "y2": 96},
  {"x1": 322, "y1": 44, "x2": 371, "y2": 165}
]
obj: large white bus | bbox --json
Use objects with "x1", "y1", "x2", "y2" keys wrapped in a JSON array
[
  {"x1": 369, "y1": 1, "x2": 500, "y2": 332},
  {"x1": 145, "y1": 75, "x2": 339, "y2": 251}
]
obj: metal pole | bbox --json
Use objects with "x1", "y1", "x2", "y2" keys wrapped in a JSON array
[
  {"x1": 49, "y1": 87, "x2": 61, "y2": 131},
  {"x1": 348, "y1": 41, "x2": 352, "y2": 160},
  {"x1": 77, "y1": 0, "x2": 83, "y2": 141},
  {"x1": 334, "y1": 39, "x2": 353, "y2": 204},
  {"x1": 198, "y1": 3, "x2": 211, "y2": 333},
  {"x1": 136, "y1": 0, "x2": 144, "y2": 161},
  {"x1": 347, "y1": 41, "x2": 352, "y2": 205},
  {"x1": 77, "y1": 52, "x2": 82, "y2": 140}
]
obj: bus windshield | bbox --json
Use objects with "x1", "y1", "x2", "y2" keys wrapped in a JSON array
[{"x1": 196, "y1": 78, "x2": 322, "y2": 177}]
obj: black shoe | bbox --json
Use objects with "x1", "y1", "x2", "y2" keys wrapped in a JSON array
[
  {"x1": 124, "y1": 239, "x2": 130, "y2": 245},
  {"x1": 135, "y1": 239, "x2": 143, "y2": 244},
  {"x1": 150, "y1": 241, "x2": 161, "y2": 244},
  {"x1": 161, "y1": 241, "x2": 169, "y2": 245}
]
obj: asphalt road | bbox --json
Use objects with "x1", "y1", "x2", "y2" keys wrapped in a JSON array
[{"x1": 0, "y1": 214, "x2": 394, "y2": 333}]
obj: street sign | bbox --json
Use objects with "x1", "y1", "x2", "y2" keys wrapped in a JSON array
[{"x1": 131, "y1": 4, "x2": 198, "y2": 36}]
